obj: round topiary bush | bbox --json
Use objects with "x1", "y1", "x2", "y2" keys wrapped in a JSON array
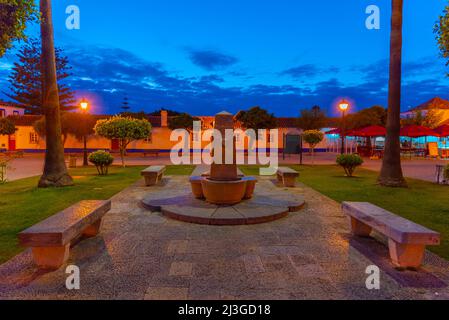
[
  {"x1": 88, "y1": 150, "x2": 114, "y2": 175},
  {"x1": 336, "y1": 154, "x2": 364, "y2": 177}
]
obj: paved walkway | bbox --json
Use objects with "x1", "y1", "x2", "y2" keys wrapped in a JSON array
[
  {"x1": 1, "y1": 176, "x2": 448, "y2": 300},
  {"x1": 4, "y1": 153, "x2": 448, "y2": 183}
]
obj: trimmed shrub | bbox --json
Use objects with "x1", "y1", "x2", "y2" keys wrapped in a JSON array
[
  {"x1": 89, "y1": 150, "x2": 114, "y2": 175},
  {"x1": 94, "y1": 116, "x2": 152, "y2": 167},
  {"x1": 336, "y1": 154, "x2": 364, "y2": 177},
  {"x1": 302, "y1": 130, "x2": 324, "y2": 164}
]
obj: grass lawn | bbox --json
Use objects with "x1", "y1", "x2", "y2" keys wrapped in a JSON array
[
  {"x1": 0, "y1": 165, "x2": 194, "y2": 264},
  {"x1": 240, "y1": 165, "x2": 449, "y2": 260}
]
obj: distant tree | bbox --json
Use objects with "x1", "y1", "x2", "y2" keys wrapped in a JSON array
[
  {"x1": 346, "y1": 106, "x2": 387, "y2": 129},
  {"x1": 401, "y1": 109, "x2": 442, "y2": 129},
  {"x1": 0, "y1": 0, "x2": 36, "y2": 57},
  {"x1": 298, "y1": 106, "x2": 327, "y2": 130},
  {"x1": 236, "y1": 107, "x2": 277, "y2": 136},
  {"x1": 150, "y1": 108, "x2": 181, "y2": 116},
  {"x1": 121, "y1": 96, "x2": 130, "y2": 112},
  {"x1": 435, "y1": 5, "x2": 449, "y2": 74},
  {"x1": 119, "y1": 111, "x2": 148, "y2": 120},
  {"x1": 168, "y1": 113, "x2": 200, "y2": 133},
  {"x1": 34, "y1": 112, "x2": 97, "y2": 146},
  {"x1": 6, "y1": 37, "x2": 75, "y2": 114},
  {"x1": 302, "y1": 130, "x2": 324, "y2": 164},
  {"x1": 0, "y1": 118, "x2": 16, "y2": 135},
  {"x1": 95, "y1": 116, "x2": 152, "y2": 167}
]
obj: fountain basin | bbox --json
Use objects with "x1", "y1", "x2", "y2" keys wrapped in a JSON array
[{"x1": 201, "y1": 178, "x2": 247, "y2": 205}]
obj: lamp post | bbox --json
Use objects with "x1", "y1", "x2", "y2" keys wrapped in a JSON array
[
  {"x1": 80, "y1": 98, "x2": 89, "y2": 166},
  {"x1": 339, "y1": 99, "x2": 349, "y2": 155}
]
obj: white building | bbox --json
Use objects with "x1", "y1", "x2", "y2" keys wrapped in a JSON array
[{"x1": 0, "y1": 101, "x2": 25, "y2": 118}]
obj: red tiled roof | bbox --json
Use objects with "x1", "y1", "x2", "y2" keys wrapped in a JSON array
[
  {"x1": 7, "y1": 115, "x2": 42, "y2": 126},
  {"x1": 277, "y1": 118, "x2": 298, "y2": 128},
  {"x1": 6, "y1": 114, "x2": 300, "y2": 129},
  {"x1": 411, "y1": 97, "x2": 449, "y2": 111},
  {"x1": 0, "y1": 100, "x2": 22, "y2": 108}
]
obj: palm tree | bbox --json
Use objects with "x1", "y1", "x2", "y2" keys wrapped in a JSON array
[
  {"x1": 378, "y1": 0, "x2": 407, "y2": 187},
  {"x1": 38, "y1": 0, "x2": 73, "y2": 187}
]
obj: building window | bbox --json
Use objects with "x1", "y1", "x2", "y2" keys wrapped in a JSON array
[
  {"x1": 13, "y1": 110, "x2": 19, "y2": 115},
  {"x1": 29, "y1": 132, "x2": 39, "y2": 144},
  {"x1": 144, "y1": 133, "x2": 152, "y2": 143},
  {"x1": 235, "y1": 133, "x2": 241, "y2": 142},
  {"x1": 0, "y1": 109, "x2": 5, "y2": 118}
]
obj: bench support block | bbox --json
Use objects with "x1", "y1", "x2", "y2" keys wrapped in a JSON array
[
  {"x1": 82, "y1": 219, "x2": 103, "y2": 238},
  {"x1": 144, "y1": 174, "x2": 162, "y2": 186},
  {"x1": 277, "y1": 174, "x2": 297, "y2": 187},
  {"x1": 388, "y1": 239, "x2": 425, "y2": 269},
  {"x1": 32, "y1": 244, "x2": 70, "y2": 270},
  {"x1": 350, "y1": 217, "x2": 372, "y2": 237}
]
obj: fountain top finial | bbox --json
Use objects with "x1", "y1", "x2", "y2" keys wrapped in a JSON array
[{"x1": 216, "y1": 111, "x2": 233, "y2": 116}]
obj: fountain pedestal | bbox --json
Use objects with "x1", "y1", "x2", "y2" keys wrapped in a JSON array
[{"x1": 191, "y1": 111, "x2": 256, "y2": 205}]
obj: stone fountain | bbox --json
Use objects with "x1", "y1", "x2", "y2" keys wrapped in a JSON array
[
  {"x1": 141, "y1": 111, "x2": 305, "y2": 226},
  {"x1": 189, "y1": 111, "x2": 257, "y2": 205}
]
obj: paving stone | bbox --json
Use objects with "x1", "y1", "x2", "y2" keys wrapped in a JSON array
[
  {"x1": 169, "y1": 262, "x2": 193, "y2": 277},
  {"x1": 167, "y1": 240, "x2": 189, "y2": 256},
  {"x1": 144, "y1": 287, "x2": 189, "y2": 300},
  {"x1": 242, "y1": 254, "x2": 265, "y2": 274},
  {"x1": 1, "y1": 175, "x2": 449, "y2": 300}
]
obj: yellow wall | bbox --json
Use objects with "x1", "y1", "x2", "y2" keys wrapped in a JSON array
[
  {"x1": 0, "y1": 135, "x2": 8, "y2": 150},
  {"x1": 5, "y1": 125, "x2": 329, "y2": 152}
]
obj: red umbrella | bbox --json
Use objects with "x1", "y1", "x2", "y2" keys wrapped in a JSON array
[
  {"x1": 400, "y1": 125, "x2": 439, "y2": 138},
  {"x1": 434, "y1": 125, "x2": 449, "y2": 137},
  {"x1": 351, "y1": 125, "x2": 386, "y2": 137},
  {"x1": 325, "y1": 128, "x2": 341, "y2": 135},
  {"x1": 325, "y1": 128, "x2": 357, "y2": 136}
]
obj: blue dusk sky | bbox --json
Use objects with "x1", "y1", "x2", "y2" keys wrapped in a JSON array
[{"x1": 1, "y1": 0, "x2": 449, "y2": 116}]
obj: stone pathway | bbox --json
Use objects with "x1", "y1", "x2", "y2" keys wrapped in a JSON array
[{"x1": 1, "y1": 176, "x2": 449, "y2": 300}]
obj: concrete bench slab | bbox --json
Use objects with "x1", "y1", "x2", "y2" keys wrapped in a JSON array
[
  {"x1": 141, "y1": 165, "x2": 166, "y2": 186},
  {"x1": 277, "y1": 167, "x2": 299, "y2": 187},
  {"x1": 342, "y1": 202, "x2": 440, "y2": 268},
  {"x1": 18, "y1": 200, "x2": 111, "y2": 270}
]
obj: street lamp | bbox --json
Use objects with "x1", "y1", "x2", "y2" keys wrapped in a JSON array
[
  {"x1": 80, "y1": 98, "x2": 89, "y2": 166},
  {"x1": 339, "y1": 99, "x2": 350, "y2": 155}
]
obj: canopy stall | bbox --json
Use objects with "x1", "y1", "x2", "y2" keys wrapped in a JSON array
[
  {"x1": 399, "y1": 125, "x2": 439, "y2": 138},
  {"x1": 434, "y1": 125, "x2": 449, "y2": 158},
  {"x1": 399, "y1": 125, "x2": 439, "y2": 158}
]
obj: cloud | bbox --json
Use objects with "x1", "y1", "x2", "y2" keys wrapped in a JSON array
[
  {"x1": 281, "y1": 64, "x2": 339, "y2": 78},
  {"x1": 1, "y1": 44, "x2": 448, "y2": 117},
  {"x1": 188, "y1": 49, "x2": 238, "y2": 71}
]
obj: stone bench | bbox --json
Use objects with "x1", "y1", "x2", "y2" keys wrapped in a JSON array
[
  {"x1": 342, "y1": 202, "x2": 441, "y2": 269},
  {"x1": 277, "y1": 167, "x2": 299, "y2": 187},
  {"x1": 141, "y1": 165, "x2": 166, "y2": 186},
  {"x1": 18, "y1": 200, "x2": 111, "y2": 270}
]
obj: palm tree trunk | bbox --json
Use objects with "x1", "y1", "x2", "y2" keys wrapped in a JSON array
[
  {"x1": 377, "y1": 0, "x2": 407, "y2": 187},
  {"x1": 38, "y1": 0, "x2": 73, "y2": 188}
]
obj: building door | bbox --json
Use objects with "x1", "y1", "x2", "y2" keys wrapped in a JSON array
[
  {"x1": 111, "y1": 139, "x2": 120, "y2": 152},
  {"x1": 8, "y1": 135, "x2": 16, "y2": 151},
  {"x1": 285, "y1": 134, "x2": 301, "y2": 154}
]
